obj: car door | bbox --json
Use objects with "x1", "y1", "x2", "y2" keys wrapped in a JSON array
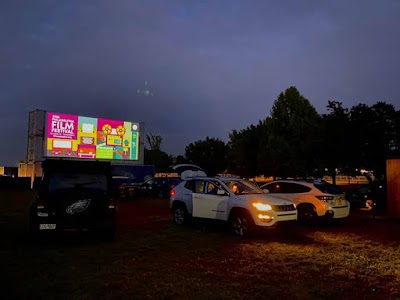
[{"x1": 192, "y1": 180, "x2": 229, "y2": 220}]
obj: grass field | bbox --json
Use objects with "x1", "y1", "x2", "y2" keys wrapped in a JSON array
[{"x1": 1, "y1": 190, "x2": 400, "y2": 299}]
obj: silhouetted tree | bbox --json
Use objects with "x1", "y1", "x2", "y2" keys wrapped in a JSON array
[
  {"x1": 320, "y1": 101, "x2": 351, "y2": 184},
  {"x1": 144, "y1": 133, "x2": 172, "y2": 172},
  {"x1": 228, "y1": 121, "x2": 265, "y2": 178},
  {"x1": 347, "y1": 103, "x2": 375, "y2": 172},
  {"x1": 144, "y1": 148, "x2": 173, "y2": 172},
  {"x1": 146, "y1": 133, "x2": 162, "y2": 151},
  {"x1": 177, "y1": 87, "x2": 399, "y2": 181},
  {"x1": 266, "y1": 86, "x2": 321, "y2": 177},
  {"x1": 185, "y1": 137, "x2": 228, "y2": 176},
  {"x1": 367, "y1": 102, "x2": 398, "y2": 176},
  {"x1": 174, "y1": 155, "x2": 187, "y2": 165}
]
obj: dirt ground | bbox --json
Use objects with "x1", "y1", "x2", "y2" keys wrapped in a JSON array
[
  {"x1": 2, "y1": 192, "x2": 400, "y2": 299},
  {"x1": 116, "y1": 197, "x2": 400, "y2": 244},
  {"x1": 117, "y1": 197, "x2": 171, "y2": 231}
]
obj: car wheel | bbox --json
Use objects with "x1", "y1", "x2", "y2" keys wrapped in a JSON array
[
  {"x1": 231, "y1": 211, "x2": 254, "y2": 237},
  {"x1": 172, "y1": 204, "x2": 188, "y2": 225},
  {"x1": 297, "y1": 206, "x2": 317, "y2": 223},
  {"x1": 298, "y1": 206, "x2": 317, "y2": 223}
]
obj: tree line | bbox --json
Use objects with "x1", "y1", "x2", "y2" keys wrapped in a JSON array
[{"x1": 145, "y1": 86, "x2": 400, "y2": 180}]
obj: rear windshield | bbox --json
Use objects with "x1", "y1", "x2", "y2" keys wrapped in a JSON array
[
  {"x1": 314, "y1": 183, "x2": 342, "y2": 194},
  {"x1": 47, "y1": 172, "x2": 108, "y2": 193}
]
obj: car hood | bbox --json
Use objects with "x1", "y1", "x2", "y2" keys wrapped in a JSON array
[{"x1": 237, "y1": 194, "x2": 294, "y2": 205}]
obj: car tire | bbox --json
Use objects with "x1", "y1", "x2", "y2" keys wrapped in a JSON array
[
  {"x1": 230, "y1": 210, "x2": 254, "y2": 237},
  {"x1": 298, "y1": 206, "x2": 317, "y2": 223},
  {"x1": 172, "y1": 203, "x2": 188, "y2": 225}
]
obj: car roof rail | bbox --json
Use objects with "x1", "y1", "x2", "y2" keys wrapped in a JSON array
[{"x1": 180, "y1": 170, "x2": 207, "y2": 180}]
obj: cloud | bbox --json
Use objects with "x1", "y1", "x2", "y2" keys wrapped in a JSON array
[{"x1": 0, "y1": 0, "x2": 399, "y2": 165}]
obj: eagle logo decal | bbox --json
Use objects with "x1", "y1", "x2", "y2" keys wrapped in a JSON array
[{"x1": 66, "y1": 199, "x2": 91, "y2": 214}]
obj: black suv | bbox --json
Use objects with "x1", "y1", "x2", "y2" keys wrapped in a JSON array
[
  {"x1": 28, "y1": 159, "x2": 117, "y2": 240},
  {"x1": 138, "y1": 177, "x2": 181, "y2": 199}
]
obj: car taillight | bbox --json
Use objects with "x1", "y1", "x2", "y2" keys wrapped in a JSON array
[
  {"x1": 170, "y1": 189, "x2": 176, "y2": 197},
  {"x1": 315, "y1": 195, "x2": 334, "y2": 201}
]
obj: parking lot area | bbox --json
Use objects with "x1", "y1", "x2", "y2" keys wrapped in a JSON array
[{"x1": 2, "y1": 190, "x2": 400, "y2": 299}]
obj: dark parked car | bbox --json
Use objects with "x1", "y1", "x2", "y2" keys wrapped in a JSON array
[
  {"x1": 115, "y1": 164, "x2": 202, "y2": 200},
  {"x1": 112, "y1": 176, "x2": 137, "y2": 200},
  {"x1": 28, "y1": 159, "x2": 117, "y2": 240},
  {"x1": 345, "y1": 182, "x2": 387, "y2": 211},
  {"x1": 118, "y1": 177, "x2": 181, "y2": 199}
]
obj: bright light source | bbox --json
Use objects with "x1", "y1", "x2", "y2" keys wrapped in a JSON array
[
  {"x1": 258, "y1": 214, "x2": 272, "y2": 220},
  {"x1": 252, "y1": 202, "x2": 272, "y2": 211},
  {"x1": 257, "y1": 214, "x2": 274, "y2": 223},
  {"x1": 315, "y1": 195, "x2": 334, "y2": 201}
]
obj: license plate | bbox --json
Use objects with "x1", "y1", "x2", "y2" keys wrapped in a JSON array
[{"x1": 39, "y1": 224, "x2": 56, "y2": 230}]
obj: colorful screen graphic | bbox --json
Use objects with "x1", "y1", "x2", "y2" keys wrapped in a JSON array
[{"x1": 45, "y1": 112, "x2": 139, "y2": 160}]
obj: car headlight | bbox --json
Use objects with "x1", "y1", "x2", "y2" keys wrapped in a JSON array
[{"x1": 252, "y1": 202, "x2": 272, "y2": 211}]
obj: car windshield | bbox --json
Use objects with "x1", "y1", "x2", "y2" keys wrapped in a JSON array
[
  {"x1": 314, "y1": 183, "x2": 342, "y2": 194},
  {"x1": 48, "y1": 172, "x2": 108, "y2": 193},
  {"x1": 223, "y1": 179, "x2": 264, "y2": 195}
]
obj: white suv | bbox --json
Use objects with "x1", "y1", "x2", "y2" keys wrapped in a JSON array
[
  {"x1": 170, "y1": 173, "x2": 297, "y2": 236},
  {"x1": 261, "y1": 180, "x2": 350, "y2": 222}
]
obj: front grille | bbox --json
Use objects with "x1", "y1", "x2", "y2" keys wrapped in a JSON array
[{"x1": 273, "y1": 204, "x2": 296, "y2": 212}]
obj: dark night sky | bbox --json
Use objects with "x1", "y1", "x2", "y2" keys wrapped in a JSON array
[{"x1": 1, "y1": 0, "x2": 399, "y2": 166}]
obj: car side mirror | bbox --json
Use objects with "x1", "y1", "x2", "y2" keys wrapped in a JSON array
[
  {"x1": 217, "y1": 189, "x2": 227, "y2": 196},
  {"x1": 263, "y1": 189, "x2": 269, "y2": 194}
]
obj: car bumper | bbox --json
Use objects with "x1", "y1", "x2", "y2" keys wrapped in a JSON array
[
  {"x1": 32, "y1": 211, "x2": 116, "y2": 233},
  {"x1": 323, "y1": 206, "x2": 350, "y2": 219},
  {"x1": 253, "y1": 211, "x2": 298, "y2": 227}
]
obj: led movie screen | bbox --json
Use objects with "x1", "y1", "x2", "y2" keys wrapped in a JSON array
[{"x1": 45, "y1": 112, "x2": 139, "y2": 160}]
